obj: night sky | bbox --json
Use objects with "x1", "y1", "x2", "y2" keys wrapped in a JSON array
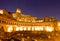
[{"x1": 0, "y1": 0, "x2": 60, "y2": 19}]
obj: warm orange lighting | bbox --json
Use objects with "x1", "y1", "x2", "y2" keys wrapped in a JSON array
[
  {"x1": 32, "y1": 27, "x2": 35, "y2": 31},
  {"x1": 16, "y1": 26, "x2": 20, "y2": 31},
  {"x1": 35, "y1": 27, "x2": 40, "y2": 31},
  {"x1": 7, "y1": 26, "x2": 13, "y2": 32},
  {"x1": 23, "y1": 27, "x2": 26, "y2": 31},
  {"x1": 16, "y1": 8, "x2": 21, "y2": 13},
  {"x1": 39, "y1": 26, "x2": 44, "y2": 31},
  {"x1": 45, "y1": 26, "x2": 53, "y2": 32},
  {"x1": 36, "y1": 20, "x2": 43, "y2": 22},
  {"x1": 58, "y1": 22, "x2": 60, "y2": 26},
  {"x1": 12, "y1": 14, "x2": 16, "y2": 18},
  {"x1": 19, "y1": 26, "x2": 23, "y2": 31},
  {"x1": 0, "y1": 10, "x2": 3, "y2": 14},
  {"x1": 28, "y1": 27, "x2": 31, "y2": 31},
  {"x1": 34, "y1": 26, "x2": 44, "y2": 31},
  {"x1": 7, "y1": 25, "x2": 54, "y2": 32}
]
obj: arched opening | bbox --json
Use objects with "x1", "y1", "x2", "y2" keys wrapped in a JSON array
[{"x1": 0, "y1": 26, "x2": 4, "y2": 32}]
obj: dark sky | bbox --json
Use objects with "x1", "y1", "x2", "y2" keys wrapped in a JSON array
[{"x1": 0, "y1": 0, "x2": 60, "y2": 19}]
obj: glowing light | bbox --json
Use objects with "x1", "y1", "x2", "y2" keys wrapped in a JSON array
[
  {"x1": 19, "y1": 26, "x2": 23, "y2": 31},
  {"x1": 0, "y1": 10, "x2": 3, "y2": 14},
  {"x1": 48, "y1": 36, "x2": 51, "y2": 39},
  {"x1": 12, "y1": 14, "x2": 16, "y2": 18},
  {"x1": 23, "y1": 27, "x2": 26, "y2": 31},
  {"x1": 16, "y1": 26, "x2": 20, "y2": 31},
  {"x1": 58, "y1": 22, "x2": 60, "y2": 26},
  {"x1": 32, "y1": 27, "x2": 35, "y2": 31},
  {"x1": 28, "y1": 27, "x2": 31, "y2": 31},
  {"x1": 45, "y1": 26, "x2": 53, "y2": 32},
  {"x1": 39, "y1": 26, "x2": 44, "y2": 31},
  {"x1": 36, "y1": 20, "x2": 43, "y2": 22},
  {"x1": 16, "y1": 8, "x2": 21, "y2": 13},
  {"x1": 7, "y1": 26, "x2": 13, "y2": 32},
  {"x1": 34, "y1": 26, "x2": 44, "y2": 31},
  {"x1": 35, "y1": 27, "x2": 39, "y2": 31}
]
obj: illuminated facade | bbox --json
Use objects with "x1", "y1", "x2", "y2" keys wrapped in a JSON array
[{"x1": 0, "y1": 8, "x2": 60, "y2": 32}]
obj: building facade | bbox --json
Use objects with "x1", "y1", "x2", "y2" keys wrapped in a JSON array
[{"x1": 0, "y1": 8, "x2": 60, "y2": 32}]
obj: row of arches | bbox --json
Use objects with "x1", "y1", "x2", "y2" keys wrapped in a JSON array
[{"x1": 0, "y1": 19, "x2": 20, "y2": 25}]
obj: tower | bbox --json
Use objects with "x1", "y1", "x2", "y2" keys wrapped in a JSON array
[
  {"x1": 16, "y1": 8, "x2": 22, "y2": 13},
  {"x1": 50, "y1": 16, "x2": 56, "y2": 21},
  {"x1": 44, "y1": 16, "x2": 49, "y2": 22}
]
